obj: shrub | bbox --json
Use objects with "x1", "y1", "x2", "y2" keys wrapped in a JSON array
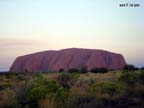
[
  {"x1": 56, "y1": 73, "x2": 79, "y2": 89},
  {"x1": 56, "y1": 74, "x2": 71, "y2": 89},
  {"x1": 85, "y1": 78, "x2": 95, "y2": 86},
  {"x1": 4, "y1": 73, "x2": 13, "y2": 79},
  {"x1": 26, "y1": 75, "x2": 68, "y2": 108},
  {"x1": 141, "y1": 67, "x2": 144, "y2": 70},
  {"x1": 80, "y1": 66, "x2": 88, "y2": 74},
  {"x1": 123, "y1": 64, "x2": 136, "y2": 71},
  {"x1": 15, "y1": 80, "x2": 33, "y2": 108},
  {"x1": 119, "y1": 72, "x2": 139, "y2": 85},
  {"x1": 0, "y1": 88, "x2": 18, "y2": 108},
  {"x1": 90, "y1": 81, "x2": 125, "y2": 98},
  {"x1": 59, "y1": 68, "x2": 64, "y2": 73},
  {"x1": 39, "y1": 94, "x2": 57, "y2": 108},
  {"x1": 67, "y1": 95, "x2": 100, "y2": 108},
  {"x1": 90, "y1": 67, "x2": 108, "y2": 73},
  {"x1": 68, "y1": 68, "x2": 79, "y2": 73},
  {"x1": 17, "y1": 74, "x2": 26, "y2": 80},
  {"x1": 138, "y1": 70, "x2": 144, "y2": 84},
  {"x1": 39, "y1": 91, "x2": 68, "y2": 108},
  {"x1": 126, "y1": 84, "x2": 144, "y2": 99},
  {"x1": 119, "y1": 70, "x2": 144, "y2": 85},
  {"x1": 70, "y1": 72, "x2": 80, "y2": 80},
  {"x1": 90, "y1": 68, "x2": 98, "y2": 73}
]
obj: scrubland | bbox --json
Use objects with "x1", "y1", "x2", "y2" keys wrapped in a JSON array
[{"x1": 0, "y1": 70, "x2": 144, "y2": 108}]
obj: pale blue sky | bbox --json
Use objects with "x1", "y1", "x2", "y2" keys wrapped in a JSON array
[{"x1": 0, "y1": 0, "x2": 144, "y2": 71}]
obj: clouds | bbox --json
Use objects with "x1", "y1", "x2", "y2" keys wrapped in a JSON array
[
  {"x1": 0, "y1": 38, "x2": 45, "y2": 71},
  {"x1": 0, "y1": 38, "x2": 34, "y2": 46}
]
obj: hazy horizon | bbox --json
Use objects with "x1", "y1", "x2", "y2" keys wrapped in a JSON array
[{"x1": 0, "y1": 0, "x2": 144, "y2": 71}]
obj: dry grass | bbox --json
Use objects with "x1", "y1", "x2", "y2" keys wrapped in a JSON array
[
  {"x1": 79, "y1": 71, "x2": 122, "y2": 81},
  {"x1": 39, "y1": 94, "x2": 57, "y2": 108},
  {"x1": 42, "y1": 73, "x2": 60, "y2": 80},
  {"x1": 41, "y1": 71, "x2": 122, "y2": 82}
]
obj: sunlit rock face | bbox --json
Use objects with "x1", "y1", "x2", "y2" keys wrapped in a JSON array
[{"x1": 10, "y1": 48, "x2": 126, "y2": 72}]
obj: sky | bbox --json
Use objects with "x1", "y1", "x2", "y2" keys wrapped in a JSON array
[{"x1": 0, "y1": 0, "x2": 144, "y2": 71}]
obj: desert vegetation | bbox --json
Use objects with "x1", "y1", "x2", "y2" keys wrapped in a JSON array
[{"x1": 0, "y1": 67, "x2": 144, "y2": 108}]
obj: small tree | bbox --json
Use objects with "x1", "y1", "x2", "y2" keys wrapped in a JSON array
[
  {"x1": 26, "y1": 76, "x2": 68, "y2": 107},
  {"x1": 24, "y1": 69, "x2": 28, "y2": 73},
  {"x1": 56, "y1": 73, "x2": 79, "y2": 89},
  {"x1": 80, "y1": 66, "x2": 88, "y2": 74},
  {"x1": 90, "y1": 68, "x2": 99, "y2": 73},
  {"x1": 90, "y1": 67, "x2": 108, "y2": 73},
  {"x1": 139, "y1": 71, "x2": 144, "y2": 84},
  {"x1": 68, "y1": 68, "x2": 79, "y2": 73},
  {"x1": 56, "y1": 73, "x2": 71, "y2": 89},
  {"x1": 141, "y1": 67, "x2": 144, "y2": 70},
  {"x1": 123, "y1": 64, "x2": 136, "y2": 72},
  {"x1": 99, "y1": 67, "x2": 108, "y2": 73},
  {"x1": 59, "y1": 68, "x2": 64, "y2": 73}
]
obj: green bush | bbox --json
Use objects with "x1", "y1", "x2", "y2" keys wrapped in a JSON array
[
  {"x1": 1, "y1": 71, "x2": 144, "y2": 108},
  {"x1": 56, "y1": 74, "x2": 71, "y2": 89},
  {"x1": 0, "y1": 88, "x2": 18, "y2": 108},
  {"x1": 90, "y1": 81, "x2": 125, "y2": 98},
  {"x1": 138, "y1": 70, "x2": 144, "y2": 84},
  {"x1": 26, "y1": 75, "x2": 68, "y2": 108},
  {"x1": 90, "y1": 67, "x2": 108, "y2": 73},
  {"x1": 56, "y1": 73, "x2": 79, "y2": 89},
  {"x1": 39, "y1": 93, "x2": 57, "y2": 108},
  {"x1": 119, "y1": 72, "x2": 139, "y2": 85},
  {"x1": 68, "y1": 68, "x2": 79, "y2": 73},
  {"x1": 126, "y1": 84, "x2": 144, "y2": 99},
  {"x1": 141, "y1": 67, "x2": 144, "y2": 70},
  {"x1": 16, "y1": 74, "x2": 26, "y2": 80},
  {"x1": 119, "y1": 70, "x2": 144, "y2": 85},
  {"x1": 69, "y1": 72, "x2": 80, "y2": 80},
  {"x1": 123, "y1": 64, "x2": 136, "y2": 71},
  {"x1": 80, "y1": 66, "x2": 88, "y2": 74},
  {"x1": 67, "y1": 95, "x2": 100, "y2": 108},
  {"x1": 59, "y1": 68, "x2": 64, "y2": 73}
]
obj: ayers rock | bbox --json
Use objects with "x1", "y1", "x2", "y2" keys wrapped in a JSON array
[{"x1": 10, "y1": 48, "x2": 126, "y2": 72}]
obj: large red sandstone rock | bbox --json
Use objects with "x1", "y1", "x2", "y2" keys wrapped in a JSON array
[{"x1": 10, "y1": 48, "x2": 126, "y2": 72}]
